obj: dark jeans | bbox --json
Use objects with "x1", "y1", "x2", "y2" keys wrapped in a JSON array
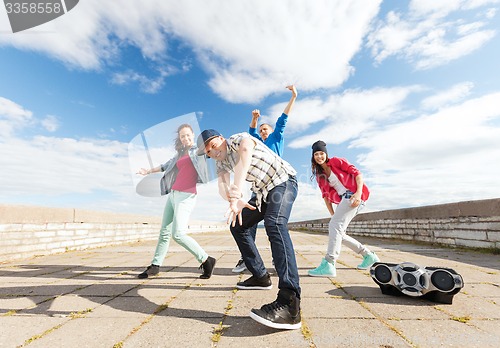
[
  {"x1": 230, "y1": 176, "x2": 301, "y2": 297},
  {"x1": 247, "y1": 194, "x2": 258, "y2": 243}
]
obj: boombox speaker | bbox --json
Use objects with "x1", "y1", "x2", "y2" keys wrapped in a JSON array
[{"x1": 370, "y1": 262, "x2": 464, "y2": 304}]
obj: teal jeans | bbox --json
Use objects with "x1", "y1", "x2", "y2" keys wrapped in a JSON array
[{"x1": 151, "y1": 190, "x2": 208, "y2": 265}]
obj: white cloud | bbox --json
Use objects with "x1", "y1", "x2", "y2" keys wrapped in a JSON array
[
  {"x1": 464, "y1": 0, "x2": 500, "y2": 10},
  {"x1": 292, "y1": 181, "x2": 331, "y2": 221},
  {"x1": 0, "y1": 0, "x2": 382, "y2": 103},
  {"x1": 356, "y1": 91, "x2": 500, "y2": 210},
  {"x1": 409, "y1": 0, "x2": 462, "y2": 18},
  {"x1": 111, "y1": 70, "x2": 168, "y2": 94},
  {"x1": 41, "y1": 115, "x2": 60, "y2": 132},
  {"x1": 0, "y1": 129, "x2": 175, "y2": 218},
  {"x1": 0, "y1": 135, "x2": 129, "y2": 194},
  {"x1": 0, "y1": 93, "x2": 335, "y2": 222},
  {"x1": 191, "y1": 0, "x2": 381, "y2": 103},
  {"x1": 261, "y1": 86, "x2": 500, "y2": 214},
  {"x1": 0, "y1": 97, "x2": 227, "y2": 220},
  {"x1": 411, "y1": 28, "x2": 495, "y2": 70},
  {"x1": 0, "y1": 97, "x2": 33, "y2": 137},
  {"x1": 195, "y1": 178, "x2": 329, "y2": 222},
  {"x1": 1, "y1": 1, "x2": 499, "y2": 222},
  {"x1": 193, "y1": 181, "x2": 232, "y2": 223},
  {"x1": 284, "y1": 86, "x2": 417, "y2": 148},
  {"x1": 368, "y1": 0, "x2": 497, "y2": 69},
  {"x1": 0, "y1": 96, "x2": 144, "y2": 213},
  {"x1": 2, "y1": 87, "x2": 500, "y2": 222},
  {"x1": 421, "y1": 82, "x2": 474, "y2": 110},
  {"x1": 485, "y1": 7, "x2": 497, "y2": 18}
]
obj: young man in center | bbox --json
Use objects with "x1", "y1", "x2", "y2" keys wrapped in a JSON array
[
  {"x1": 197, "y1": 128, "x2": 301, "y2": 330},
  {"x1": 232, "y1": 85, "x2": 298, "y2": 273}
]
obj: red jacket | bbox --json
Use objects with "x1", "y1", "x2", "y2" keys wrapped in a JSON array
[{"x1": 316, "y1": 157, "x2": 370, "y2": 204}]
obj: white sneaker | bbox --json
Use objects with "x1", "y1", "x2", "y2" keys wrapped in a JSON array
[{"x1": 232, "y1": 258, "x2": 247, "y2": 273}]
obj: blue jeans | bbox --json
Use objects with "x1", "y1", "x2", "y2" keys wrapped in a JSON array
[
  {"x1": 230, "y1": 176, "x2": 301, "y2": 297},
  {"x1": 248, "y1": 192, "x2": 258, "y2": 241}
]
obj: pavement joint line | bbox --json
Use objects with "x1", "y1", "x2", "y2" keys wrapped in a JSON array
[
  {"x1": 299, "y1": 316, "x2": 316, "y2": 348},
  {"x1": 358, "y1": 300, "x2": 417, "y2": 348},
  {"x1": 115, "y1": 274, "x2": 199, "y2": 347},
  {"x1": 210, "y1": 284, "x2": 239, "y2": 346},
  {"x1": 2, "y1": 231, "x2": 499, "y2": 346},
  {"x1": 15, "y1": 264, "x2": 148, "y2": 346},
  {"x1": 271, "y1": 251, "x2": 323, "y2": 346},
  {"x1": 115, "y1": 255, "x2": 224, "y2": 347},
  {"x1": 433, "y1": 304, "x2": 489, "y2": 332},
  {"x1": 6, "y1": 261, "x2": 149, "y2": 333},
  {"x1": 18, "y1": 321, "x2": 68, "y2": 348},
  {"x1": 115, "y1": 294, "x2": 177, "y2": 347},
  {"x1": 296, "y1": 250, "x2": 322, "y2": 267},
  {"x1": 328, "y1": 277, "x2": 418, "y2": 348}
]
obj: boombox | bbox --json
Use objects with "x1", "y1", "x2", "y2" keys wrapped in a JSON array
[{"x1": 370, "y1": 262, "x2": 464, "y2": 304}]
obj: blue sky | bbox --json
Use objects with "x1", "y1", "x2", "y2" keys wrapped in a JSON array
[{"x1": 1, "y1": 0, "x2": 500, "y2": 222}]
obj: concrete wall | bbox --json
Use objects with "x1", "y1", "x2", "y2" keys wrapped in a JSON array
[
  {"x1": 0, "y1": 204, "x2": 228, "y2": 263},
  {"x1": 288, "y1": 198, "x2": 500, "y2": 250},
  {"x1": 2, "y1": 198, "x2": 499, "y2": 262}
]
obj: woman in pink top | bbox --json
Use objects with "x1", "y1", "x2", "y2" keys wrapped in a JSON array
[
  {"x1": 308, "y1": 140, "x2": 379, "y2": 277},
  {"x1": 136, "y1": 124, "x2": 216, "y2": 279}
]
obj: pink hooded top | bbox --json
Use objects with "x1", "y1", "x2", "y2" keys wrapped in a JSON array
[{"x1": 316, "y1": 157, "x2": 370, "y2": 204}]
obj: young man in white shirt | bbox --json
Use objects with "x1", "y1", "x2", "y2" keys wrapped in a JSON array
[{"x1": 197, "y1": 129, "x2": 301, "y2": 330}]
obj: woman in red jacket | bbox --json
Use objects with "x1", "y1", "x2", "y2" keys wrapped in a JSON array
[{"x1": 308, "y1": 140, "x2": 379, "y2": 277}]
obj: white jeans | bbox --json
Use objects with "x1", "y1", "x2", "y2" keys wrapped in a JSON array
[{"x1": 325, "y1": 197, "x2": 369, "y2": 263}]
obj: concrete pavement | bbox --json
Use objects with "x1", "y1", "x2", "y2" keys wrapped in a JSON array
[{"x1": 1, "y1": 229, "x2": 499, "y2": 347}]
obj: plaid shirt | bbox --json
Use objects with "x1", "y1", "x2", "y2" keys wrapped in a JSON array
[{"x1": 216, "y1": 132, "x2": 297, "y2": 211}]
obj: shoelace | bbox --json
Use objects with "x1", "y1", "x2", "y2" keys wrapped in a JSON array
[
  {"x1": 198, "y1": 261, "x2": 210, "y2": 271},
  {"x1": 262, "y1": 300, "x2": 287, "y2": 312},
  {"x1": 241, "y1": 275, "x2": 256, "y2": 283}
]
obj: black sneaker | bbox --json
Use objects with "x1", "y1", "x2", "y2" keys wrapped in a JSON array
[
  {"x1": 250, "y1": 289, "x2": 301, "y2": 330},
  {"x1": 236, "y1": 272, "x2": 272, "y2": 290},
  {"x1": 199, "y1": 256, "x2": 216, "y2": 279},
  {"x1": 138, "y1": 264, "x2": 160, "y2": 279}
]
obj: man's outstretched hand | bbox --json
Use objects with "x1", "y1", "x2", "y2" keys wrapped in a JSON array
[{"x1": 225, "y1": 198, "x2": 256, "y2": 227}]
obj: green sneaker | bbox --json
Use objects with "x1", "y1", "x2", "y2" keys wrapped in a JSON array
[
  {"x1": 357, "y1": 252, "x2": 380, "y2": 270},
  {"x1": 308, "y1": 258, "x2": 336, "y2": 277}
]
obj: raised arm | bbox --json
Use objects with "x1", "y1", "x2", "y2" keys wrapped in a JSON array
[
  {"x1": 217, "y1": 171, "x2": 231, "y2": 201},
  {"x1": 232, "y1": 137, "x2": 255, "y2": 193},
  {"x1": 248, "y1": 109, "x2": 262, "y2": 140},
  {"x1": 137, "y1": 165, "x2": 160, "y2": 175},
  {"x1": 249, "y1": 109, "x2": 260, "y2": 129},
  {"x1": 283, "y1": 85, "x2": 298, "y2": 116},
  {"x1": 225, "y1": 137, "x2": 257, "y2": 226}
]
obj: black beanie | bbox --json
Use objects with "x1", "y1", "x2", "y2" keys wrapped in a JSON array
[{"x1": 312, "y1": 140, "x2": 328, "y2": 155}]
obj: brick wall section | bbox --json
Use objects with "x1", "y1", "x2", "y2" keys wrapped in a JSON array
[
  {"x1": 0, "y1": 204, "x2": 228, "y2": 263},
  {"x1": 3, "y1": 199, "x2": 499, "y2": 262},
  {"x1": 288, "y1": 198, "x2": 500, "y2": 250}
]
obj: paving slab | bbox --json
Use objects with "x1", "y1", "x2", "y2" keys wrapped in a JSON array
[
  {"x1": 0, "y1": 316, "x2": 67, "y2": 348},
  {"x1": 0, "y1": 229, "x2": 499, "y2": 347},
  {"x1": 305, "y1": 318, "x2": 411, "y2": 348}
]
